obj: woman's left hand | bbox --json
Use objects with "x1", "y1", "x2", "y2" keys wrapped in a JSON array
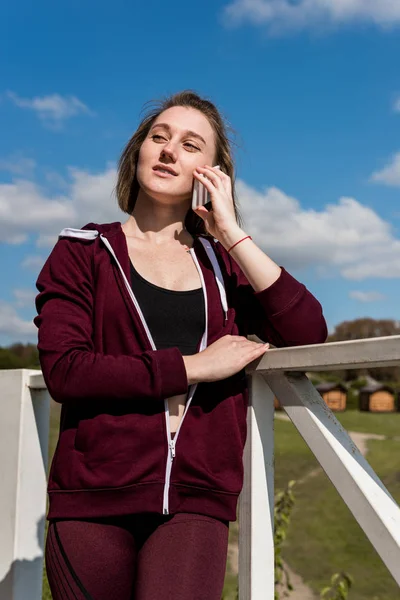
[{"x1": 192, "y1": 165, "x2": 239, "y2": 242}]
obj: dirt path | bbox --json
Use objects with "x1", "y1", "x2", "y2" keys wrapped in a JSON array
[
  {"x1": 346, "y1": 431, "x2": 386, "y2": 455},
  {"x1": 275, "y1": 562, "x2": 317, "y2": 600},
  {"x1": 274, "y1": 411, "x2": 387, "y2": 457}
]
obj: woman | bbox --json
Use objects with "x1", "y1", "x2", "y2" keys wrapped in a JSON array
[{"x1": 35, "y1": 90, "x2": 327, "y2": 600}]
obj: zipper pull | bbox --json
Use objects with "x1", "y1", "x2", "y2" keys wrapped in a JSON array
[{"x1": 169, "y1": 440, "x2": 176, "y2": 459}]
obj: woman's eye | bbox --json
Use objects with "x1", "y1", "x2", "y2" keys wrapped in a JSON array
[
  {"x1": 184, "y1": 142, "x2": 200, "y2": 151},
  {"x1": 151, "y1": 135, "x2": 199, "y2": 151}
]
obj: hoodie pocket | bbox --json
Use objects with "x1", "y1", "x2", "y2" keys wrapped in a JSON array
[{"x1": 74, "y1": 413, "x2": 164, "y2": 487}]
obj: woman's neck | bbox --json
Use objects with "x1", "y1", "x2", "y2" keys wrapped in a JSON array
[{"x1": 122, "y1": 191, "x2": 193, "y2": 246}]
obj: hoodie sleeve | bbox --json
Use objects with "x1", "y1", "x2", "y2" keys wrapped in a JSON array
[
  {"x1": 215, "y1": 242, "x2": 328, "y2": 347},
  {"x1": 34, "y1": 238, "x2": 189, "y2": 404}
]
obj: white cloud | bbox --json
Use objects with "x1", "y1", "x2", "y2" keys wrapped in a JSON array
[
  {"x1": 0, "y1": 156, "x2": 36, "y2": 176},
  {"x1": 370, "y1": 152, "x2": 400, "y2": 187},
  {"x1": 45, "y1": 170, "x2": 69, "y2": 189},
  {"x1": 6, "y1": 91, "x2": 94, "y2": 127},
  {"x1": 0, "y1": 164, "x2": 121, "y2": 245},
  {"x1": 35, "y1": 234, "x2": 60, "y2": 248},
  {"x1": 13, "y1": 288, "x2": 37, "y2": 308},
  {"x1": 21, "y1": 255, "x2": 47, "y2": 272},
  {"x1": 0, "y1": 180, "x2": 74, "y2": 244},
  {"x1": 349, "y1": 291, "x2": 386, "y2": 302},
  {"x1": 237, "y1": 181, "x2": 400, "y2": 280},
  {"x1": 223, "y1": 0, "x2": 400, "y2": 34},
  {"x1": 393, "y1": 95, "x2": 400, "y2": 113},
  {"x1": 1, "y1": 164, "x2": 399, "y2": 282},
  {"x1": 0, "y1": 301, "x2": 36, "y2": 340}
]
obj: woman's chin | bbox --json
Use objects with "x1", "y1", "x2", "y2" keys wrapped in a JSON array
[{"x1": 139, "y1": 182, "x2": 192, "y2": 204}]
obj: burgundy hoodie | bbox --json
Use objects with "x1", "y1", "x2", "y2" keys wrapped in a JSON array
[{"x1": 34, "y1": 222, "x2": 327, "y2": 522}]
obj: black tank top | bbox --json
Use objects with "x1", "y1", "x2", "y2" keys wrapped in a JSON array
[{"x1": 130, "y1": 260, "x2": 205, "y2": 356}]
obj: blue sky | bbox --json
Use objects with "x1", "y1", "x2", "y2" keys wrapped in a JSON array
[{"x1": 1, "y1": 0, "x2": 400, "y2": 345}]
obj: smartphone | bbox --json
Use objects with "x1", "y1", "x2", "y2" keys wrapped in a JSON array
[{"x1": 192, "y1": 165, "x2": 221, "y2": 211}]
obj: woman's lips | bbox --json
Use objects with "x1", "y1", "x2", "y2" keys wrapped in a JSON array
[{"x1": 153, "y1": 169, "x2": 176, "y2": 178}]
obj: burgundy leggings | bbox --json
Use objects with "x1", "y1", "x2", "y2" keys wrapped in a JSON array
[{"x1": 45, "y1": 512, "x2": 229, "y2": 600}]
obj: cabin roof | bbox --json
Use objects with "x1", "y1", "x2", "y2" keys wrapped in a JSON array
[
  {"x1": 316, "y1": 382, "x2": 347, "y2": 393},
  {"x1": 359, "y1": 383, "x2": 394, "y2": 393}
]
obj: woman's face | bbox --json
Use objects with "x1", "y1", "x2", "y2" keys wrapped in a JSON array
[{"x1": 136, "y1": 106, "x2": 217, "y2": 204}]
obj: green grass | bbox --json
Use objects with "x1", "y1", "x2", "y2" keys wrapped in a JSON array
[
  {"x1": 277, "y1": 421, "x2": 400, "y2": 600},
  {"x1": 223, "y1": 521, "x2": 239, "y2": 600},
  {"x1": 42, "y1": 402, "x2": 60, "y2": 600},
  {"x1": 335, "y1": 410, "x2": 400, "y2": 437},
  {"x1": 274, "y1": 419, "x2": 320, "y2": 491},
  {"x1": 48, "y1": 401, "x2": 61, "y2": 458},
  {"x1": 42, "y1": 542, "x2": 51, "y2": 600}
]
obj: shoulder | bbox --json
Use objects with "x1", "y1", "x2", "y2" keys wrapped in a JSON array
[
  {"x1": 36, "y1": 222, "x2": 122, "y2": 291},
  {"x1": 40, "y1": 222, "x2": 108, "y2": 278},
  {"x1": 54, "y1": 221, "x2": 121, "y2": 254}
]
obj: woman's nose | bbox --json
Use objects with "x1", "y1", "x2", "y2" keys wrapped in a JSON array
[{"x1": 160, "y1": 144, "x2": 177, "y2": 162}]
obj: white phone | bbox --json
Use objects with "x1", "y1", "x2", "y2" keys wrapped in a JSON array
[{"x1": 192, "y1": 165, "x2": 221, "y2": 211}]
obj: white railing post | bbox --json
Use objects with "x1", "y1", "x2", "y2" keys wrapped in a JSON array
[
  {"x1": 239, "y1": 373, "x2": 275, "y2": 600},
  {"x1": 0, "y1": 369, "x2": 50, "y2": 600}
]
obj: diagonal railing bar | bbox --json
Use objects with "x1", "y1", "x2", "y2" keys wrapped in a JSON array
[{"x1": 263, "y1": 371, "x2": 400, "y2": 585}]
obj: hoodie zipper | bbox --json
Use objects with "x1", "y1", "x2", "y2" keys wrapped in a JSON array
[
  {"x1": 100, "y1": 236, "x2": 209, "y2": 515},
  {"x1": 162, "y1": 247, "x2": 208, "y2": 514}
]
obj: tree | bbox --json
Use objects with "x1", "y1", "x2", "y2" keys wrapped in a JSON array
[
  {"x1": 326, "y1": 318, "x2": 400, "y2": 382},
  {"x1": 0, "y1": 343, "x2": 40, "y2": 370}
]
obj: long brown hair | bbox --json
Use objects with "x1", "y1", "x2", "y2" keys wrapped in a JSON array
[{"x1": 116, "y1": 90, "x2": 243, "y2": 237}]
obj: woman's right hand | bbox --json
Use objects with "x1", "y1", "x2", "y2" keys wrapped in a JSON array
[{"x1": 182, "y1": 335, "x2": 269, "y2": 385}]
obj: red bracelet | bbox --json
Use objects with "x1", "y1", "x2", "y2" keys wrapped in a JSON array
[{"x1": 227, "y1": 235, "x2": 252, "y2": 254}]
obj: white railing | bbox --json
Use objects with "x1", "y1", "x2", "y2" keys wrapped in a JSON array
[
  {"x1": 240, "y1": 335, "x2": 400, "y2": 599},
  {"x1": 0, "y1": 336, "x2": 399, "y2": 599},
  {"x1": 0, "y1": 369, "x2": 49, "y2": 600}
]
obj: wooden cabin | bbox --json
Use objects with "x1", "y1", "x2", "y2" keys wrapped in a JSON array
[
  {"x1": 315, "y1": 382, "x2": 347, "y2": 412},
  {"x1": 359, "y1": 383, "x2": 396, "y2": 413}
]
